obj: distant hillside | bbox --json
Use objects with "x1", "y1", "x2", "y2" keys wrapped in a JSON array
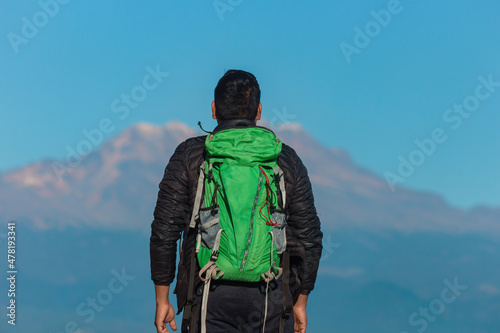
[{"x1": 1, "y1": 121, "x2": 497, "y2": 234}]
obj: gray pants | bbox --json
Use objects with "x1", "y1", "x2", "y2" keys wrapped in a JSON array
[{"x1": 194, "y1": 278, "x2": 295, "y2": 333}]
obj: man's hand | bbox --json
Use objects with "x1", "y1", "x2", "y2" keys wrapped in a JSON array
[
  {"x1": 154, "y1": 284, "x2": 177, "y2": 332},
  {"x1": 155, "y1": 301, "x2": 177, "y2": 332},
  {"x1": 293, "y1": 294, "x2": 308, "y2": 333}
]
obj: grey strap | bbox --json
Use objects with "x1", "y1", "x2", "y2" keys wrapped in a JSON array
[
  {"x1": 200, "y1": 217, "x2": 220, "y2": 231},
  {"x1": 189, "y1": 162, "x2": 206, "y2": 229},
  {"x1": 195, "y1": 233, "x2": 202, "y2": 253},
  {"x1": 200, "y1": 275, "x2": 211, "y2": 333},
  {"x1": 198, "y1": 228, "x2": 223, "y2": 278},
  {"x1": 262, "y1": 279, "x2": 270, "y2": 333},
  {"x1": 261, "y1": 232, "x2": 283, "y2": 282},
  {"x1": 199, "y1": 228, "x2": 224, "y2": 333},
  {"x1": 199, "y1": 263, "x2": 224, "y2": 333},
  {"x1": 210, "y1": 228, "x2": 223, "y2": 261}
]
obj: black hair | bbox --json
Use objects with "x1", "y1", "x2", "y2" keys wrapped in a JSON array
[{"x1": 214, "y1": 69, "x2": 261, "y2": 121}]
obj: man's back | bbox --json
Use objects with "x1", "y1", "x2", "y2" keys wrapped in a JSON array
[{"x1": 150, "y1": 71, "x2": 322, "y2": 333}]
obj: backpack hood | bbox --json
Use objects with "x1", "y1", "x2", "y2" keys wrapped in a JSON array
[{"x1": 205, "y1": 127, "x2": 282, "y2": 166}]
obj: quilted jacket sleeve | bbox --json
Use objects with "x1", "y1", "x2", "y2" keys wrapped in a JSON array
[
  {"x1": 150, "y1": 141, "x2": 190, "y2": 285},
  {"x1": 285, "y1": 148, "x2": 323, "y2": 294}
]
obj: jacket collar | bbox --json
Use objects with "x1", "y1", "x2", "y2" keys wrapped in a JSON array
[{"x1": 212, "y1": 118, "x2": 257, "y2": 134}]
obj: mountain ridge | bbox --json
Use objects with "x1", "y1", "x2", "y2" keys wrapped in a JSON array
[{"x1": 1, "y1": 121, "x2": 498, "y2": 233}]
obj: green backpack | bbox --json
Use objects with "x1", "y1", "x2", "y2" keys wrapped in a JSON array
[{"x1": 188, "y1": 126, "x2": 287, "y2": 332}]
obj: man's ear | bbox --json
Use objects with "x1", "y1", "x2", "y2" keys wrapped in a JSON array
[
  {"x1": 211, "y1": 101, "x2": 217, "y2": 119},
  {"x1": 254, "y1": 103, "x2": 262, "y2": 122}
]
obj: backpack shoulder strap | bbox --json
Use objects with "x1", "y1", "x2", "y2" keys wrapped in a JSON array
[
  {"x1": 274, "y1": 165, "x2": 291, "y2": 333},
  {"x1": 189, "y1": 162, "x2": 206, "y2": 229},
  {"x1": 279, "y1": 250, "x2": 292, "y2": 333},
  {"x1": 182, "y1": 244, "x2": 199, "y2": 333}
]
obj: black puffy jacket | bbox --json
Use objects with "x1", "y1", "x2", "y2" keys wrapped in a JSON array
[{"x1": 150, "y1": 119, "x2": 323, "y2": 311}]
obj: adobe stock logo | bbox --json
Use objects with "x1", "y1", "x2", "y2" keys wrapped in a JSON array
[
  {"x1": 7, "y1": 0, "x2": 72, "y2": 54},
  {"x1": 269, "y1": 106, "x2": 297, "y2": 130},
  {"x1": 213, "y1": 0, "x2": 244, "y2": 21},
  {"x1": 400, "y1": 277, "x2": 467, "y2": 333},
  {"x1": 52, "y1": 267, "x2": 135, "y2": 333},
  {"x1": 338, "y1": 0, "x2": 425, "y2": 64},
  {"x1": 385, "y1": 74, "x2": 499, "y2": 191},
  {"x1": 51, "y1": 64, "x2": 169, "y2": 181}
]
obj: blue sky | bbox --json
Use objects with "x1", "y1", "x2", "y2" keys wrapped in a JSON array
[{"x1": 1, "y1": 0, "x2": 499, "y2": 209}]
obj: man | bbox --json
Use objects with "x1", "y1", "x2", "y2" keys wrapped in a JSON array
[{"x1": 150, "y1": 70, "x2": 322, "y2": 333}]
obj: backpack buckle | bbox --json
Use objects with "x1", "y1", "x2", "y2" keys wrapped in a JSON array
[
  {"x1": 210, "y1": 250, "x2": 219, "y2": 262},
  {"x1": 282, "y1": 304, "x2": 293, "y2": 320}
]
